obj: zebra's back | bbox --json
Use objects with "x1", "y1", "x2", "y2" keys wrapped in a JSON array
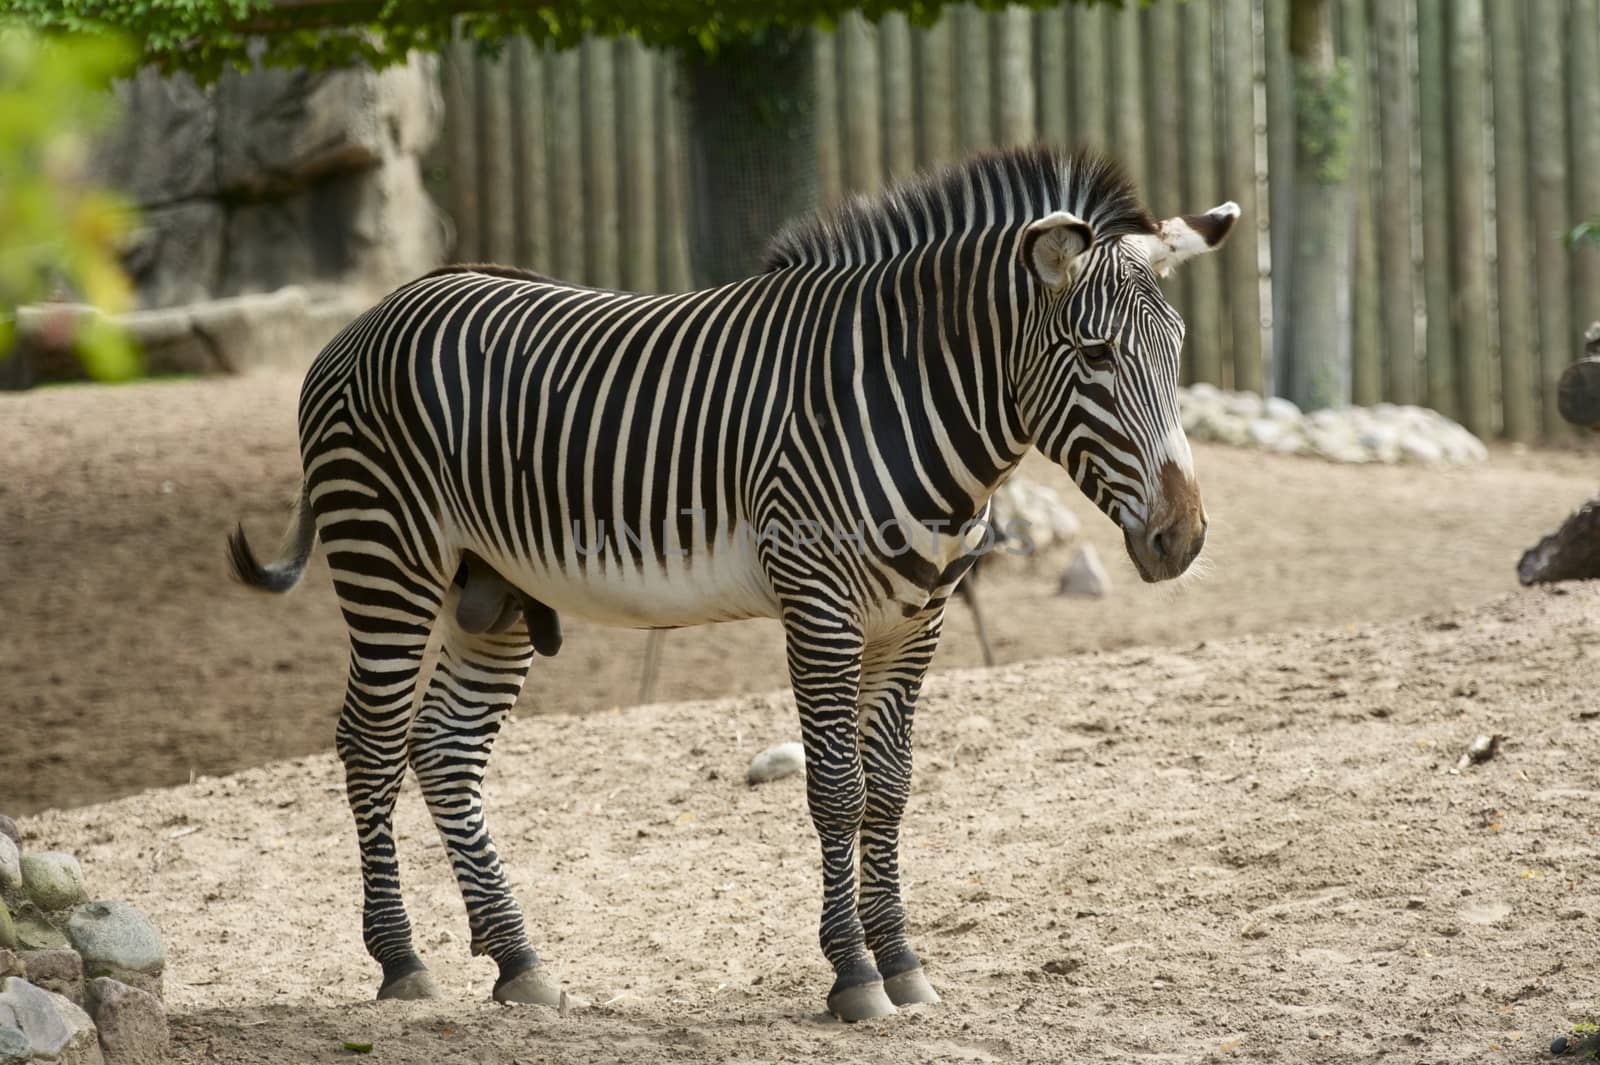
[{"x1": 298, "y1": 268, "x2": 807, "y2": 627}]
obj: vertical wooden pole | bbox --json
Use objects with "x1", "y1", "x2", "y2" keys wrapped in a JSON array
[
  {"x1": 1416, "y1": 0, "x2": 1453, "y2": 416},
  {"x1": 1036, "y1": 7, "x2": 1069, "y2": 146},
  {"x1": 654, "y1": 60, "x2": 692, "y2": 292},
  {"x1": 1071, "y1": 3, "x2": 1108, "y2": 148},
  {"x1": 1110, "y1": 2, "x2": 1147, "y2": 194},
  {"x1": 1528, "y1": 0, "x2": 1573, "y2": 434},
  {"x1": 580, "y1": 40, "x2": 620, "y2": 290},
  {"x1": 1446, "y1": 0, "x2": 1492, "y2": 435},
  {"x1": 1145, "y1": 2, "x2": 1188, "y2": 377},
  {"x1": 1181, "y1": 0, "x2": 1222, "y2": 386},
  {"x1": 1343, "y1": 0, "x2": 1381, "y2": 407},
  {"x1": 841, "y1": 12, "x2": 883, "y2": 193},
  {"x1": 1264, "y1": 0, "x2": 1294, "y2": 395},
  {"x1": 618, "y1": 39, "x2": 658, "y2": 293},
  {"x1": 443, "y1": 38, "x2": 479, "y2": 260},
  {"x1": 509, "y1": 37, "x2": 547, "y2": 269},
  {"x1": 996, "y1": 7, "x2": 1036, "y2": 144},
  {"x1": 1144, "y1": 2, "x2": 1181, "y2": 217},
  {"x1": 814, "y1": 31, "x2": 843, "y2": 208},
  {"x1": 476, "y1": 48, "x2": 515, "y2": 264},
  {"x1": 915, "y1": 16, "x2": 956, "y2": 167},
  {"x1": 1371, "y1": 0, "x2": 1417, "y2": 405},
  {"x1": 1285, "y1": 0, "x2": 1354, "y2": 411},
  {"x1": 1221, "y1": 0, "x2": 1263, "y2": 393},
  {"x1": 1569, "y1": 0, "x2": 1600, "y2": 356},
  {"x1": 1488, "y1": 0, "x2": 1534, "y2": 439},
  {"x1": 882, "y1": 13, "x2": 916, "y2": 181},
  {"x1": 956, "y1": 5, "x2": 992, "y2": 151},
  {"x1": 546, "y1": 46, "x2": 583, "y2": 282}
]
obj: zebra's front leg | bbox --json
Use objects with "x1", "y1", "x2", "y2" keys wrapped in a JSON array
[
  {"x1": 784, "y1": 615, "x2": 896, "y2": 1022},
  {"x1": 409, "y1": 620, "x2": 559, "y2": 1007},
  {"x1": 858, "y1": 612, "x2": 944, "y2": 1007}
]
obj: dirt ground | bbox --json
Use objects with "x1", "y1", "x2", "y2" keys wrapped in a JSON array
[
  {"x1": 4, "y1": 373, "x2": 1600, "y2": 1063},
  {"x1": 12, "y1": 586, "x2": 1599, "y2": 1063},
  {"x1": 2, "y1": 372, "x2": 1597, "y2": 817}
]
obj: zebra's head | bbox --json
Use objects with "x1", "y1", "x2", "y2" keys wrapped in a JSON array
[{"x1": 1015, "y1": 202, "x2": 1239, "y2": 582}]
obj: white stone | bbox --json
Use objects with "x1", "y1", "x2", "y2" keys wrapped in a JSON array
[
  {"x1": 1223, "y1": 391, "x2": 1264, "y2": 418},
  {"x1": 1058, "y1": 544, "x2": 1111, "y2": 598},
  {"x1": 1398, "y1": 434, "x2": 1444, "y2": 464},
  {"x1": 1246, "y1": 419, "x2": 1287, "y2": 447},
  {"x1": 747, "y1": 742, "x2": 805, "y2": 785},
  {"x1": 1263, "y1": 396, "x2": 1302, "y2": 421},
  {"x1": 0, "y1": 837, "x2": 18, "y2": 895}
]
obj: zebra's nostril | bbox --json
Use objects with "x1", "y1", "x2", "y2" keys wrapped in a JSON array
[{"x1": 1150, "y1": 528, "x2": 1170, "y2": 561}]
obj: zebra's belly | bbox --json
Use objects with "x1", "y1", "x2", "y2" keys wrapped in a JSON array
[{"x1": 482, "y1": 534, "x2": 781, "y2": 629}]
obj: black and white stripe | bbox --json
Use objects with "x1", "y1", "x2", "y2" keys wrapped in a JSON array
[{"x1": 228, "y1": 144, "x2": 1235, "y2": 1017}]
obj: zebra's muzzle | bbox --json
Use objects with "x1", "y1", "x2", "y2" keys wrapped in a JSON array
[{"x1": 1123, "y1": 461, "x2": 1207, "y2": 582}]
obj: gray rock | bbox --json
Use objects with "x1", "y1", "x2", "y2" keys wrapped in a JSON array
[
  {"x1": 120, "y1": 201, "x2": 225, "y2": 310},
  {"x1": 747, "y1": 742, "x2": 805, "y2": 785},
  {"x1": 0, "y1": 978, "x2": 101, "y2": 1065},
  {"x1": 66, "y1": 903, "x2": 164, "y2": 989},
  {"x1": 92, "y1": 68, "x2": 217, "y2": 205},
  {"x1": 0, "y1": 900, "x2": 13, "y2": 950},
  {"x1": 1058, "y1": 543, "x2": 1111, "y2": 599},
  {"x1": 0, "y1": 817, "x2": 18, "y2": 847},
  {"x1": 87, "y1": 978, "x2": 168, "y2": 1065},
  {"x1": 0, "y1": 1023, "x2": 28, "y2": 1063},
  {"x1": 117, "y1": 307, "x2": 218, "y2": 377},
  {"x1": 20, "y1": 950, "x2": 84, "y2": 1006},
  {"x1": 14, "y1": 913, "x2": 68, "y2": 952},
  {"x1": 218, "y1": 65, "x2": 388, "y2": 196},
  {"x1": 20, "y1": 854, "x2": 87, "y2": 913},
  {"x1": 0, "y1": 949, "x2": 23, "y2": 980},
  {"x1": 0, "y1": 834, "x2": 20, "y2": 894}
]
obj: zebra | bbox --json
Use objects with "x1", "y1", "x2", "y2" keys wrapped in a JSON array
[{"x1": 227, "y1": 144, "x2": 1236, "y2": 1021}]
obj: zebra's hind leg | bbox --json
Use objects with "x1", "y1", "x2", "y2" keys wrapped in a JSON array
[
  {"x1": 327, "y1": 557, "x2": 448, "y2": 1002},
  {"x1": 409, "y1": 616, "x2": 559, "y2": 1007},
  {"x1": 782, "y1": 610, "x2": 897, "y2": 1022},
  {"x1": 858, "y1": 612, "x2": 945, "y2": 1007}
]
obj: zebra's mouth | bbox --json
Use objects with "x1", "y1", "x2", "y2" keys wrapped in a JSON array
[{"x1": 1122, "y1": 526, "x2": 1160, "y2": 583}]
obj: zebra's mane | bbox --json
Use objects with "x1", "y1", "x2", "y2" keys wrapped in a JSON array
[{"x1": 762, "y1": 144, "x2": 1157, "y2": 273}]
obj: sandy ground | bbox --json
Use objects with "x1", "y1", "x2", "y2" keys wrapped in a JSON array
[
  {"x1": 12, "y1": 586, "x2": 1600, "y2": 1064},
  {"x1": 3, "y1": 373, "x2": 1597, "y2": 817}
]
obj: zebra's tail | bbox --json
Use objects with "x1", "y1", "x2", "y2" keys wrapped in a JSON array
[{"x1": 227, "y1": 482, "x2": 315, "y2": 593}]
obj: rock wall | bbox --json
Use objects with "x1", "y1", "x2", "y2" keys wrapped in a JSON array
[
  {"x1": 3, "y1": 54, "x2": 448, "y2": 390},
  {"x1": 0, "y1": 816, "x2": 168, "y2": 1064},
  {"x1": 94, "y1": 55, "x2": 448, "y2": 309}
]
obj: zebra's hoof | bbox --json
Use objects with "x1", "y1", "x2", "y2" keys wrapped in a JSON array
[
  {"x1": 827, "y1": 981, "x2": 897, "y2": 1022},
  {"x1": 883, "y1": 966, "x2": 940, "y2": 1006},
  {"x1": 376, "y1": 969, "x2": 441, "y2": 1001},
  {"x1": 493, "y1": 964, "x2": 563, "y2": 1007}
]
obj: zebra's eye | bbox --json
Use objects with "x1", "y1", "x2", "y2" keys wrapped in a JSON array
[{"x1": 1080, "y1": 341, "x2": 1115, "y2": 367}]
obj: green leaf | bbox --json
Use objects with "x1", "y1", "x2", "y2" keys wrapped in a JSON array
[{"x1": 342, "y1": 1041, "x2": 374, "y2": 1054}]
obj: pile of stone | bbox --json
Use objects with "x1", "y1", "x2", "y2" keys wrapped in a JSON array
[
  {"x1": 986, "y1": 476, "x2": 1109, "y2": 598},
  {"x1": 1178, "y1": 384, "x2": 1490, "y2": 465},
  {"x1": 0, "y1": 815, "x2": 167, "y2": 1065}
]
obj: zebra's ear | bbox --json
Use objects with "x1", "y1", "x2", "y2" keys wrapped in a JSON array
[
  {"x1": 1136, "y1": 201, "x2": 1241, "y2": 277},
  {"x1": 1022, "y1": 211, "x2": 1095, "y2": 291}
]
